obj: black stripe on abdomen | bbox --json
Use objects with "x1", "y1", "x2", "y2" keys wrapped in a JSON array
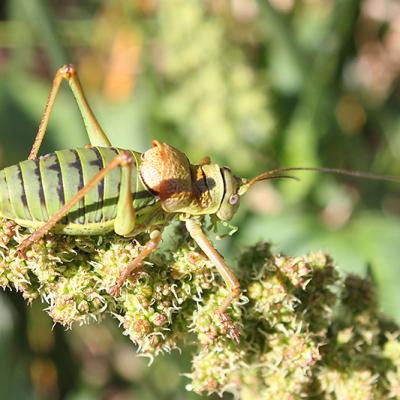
[
  {"x1": 33, "y1": 159, "x2": 49, "y2": 220},
  {"x1": 98, "y1": 147, "x2": 121, "y2": 223},
  {"x1": 34, "y1": 160, "x2": 46, "y2": 209},
  {"x1": 68, "y1": 149, "x2": 85, "y2": 224},
  {"x1": 89, "y1": 146, "x2": 105, "y2": 223},
  {"x1": 48, "y1": 152, "x2": 65, "y2": 206},
  {"x1": 16, "y1": 163, "x2": 32, "y2": 220}
]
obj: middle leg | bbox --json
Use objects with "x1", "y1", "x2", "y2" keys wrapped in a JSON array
[{"x1": 109, "y1": 229, "x2": 162, "y2": 296}]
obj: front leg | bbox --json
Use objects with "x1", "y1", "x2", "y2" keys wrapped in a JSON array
[{"x1": 185, "y1": 219, "x2": 241, "y2": 344}]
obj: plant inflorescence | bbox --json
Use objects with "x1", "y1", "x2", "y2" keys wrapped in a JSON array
[{"x1": 0, "y1": 219, "x2": 399, "y2": 399}]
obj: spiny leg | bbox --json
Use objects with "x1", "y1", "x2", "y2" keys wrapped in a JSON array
[
  {"x1": 185, "y1": 219, "x2": 241, "y2": 344},
  {"x1": 110, "y1": 230, "x2": 162, "y2": 297},
  {"x1": 17, "y1": 151, "x2": 135, "y2": 255},
  {"x1": 29, "y1": 64, "x2": 111, "y2": 160}
]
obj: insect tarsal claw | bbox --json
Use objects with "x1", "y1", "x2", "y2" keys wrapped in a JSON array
[
  {"x1": 218, "y1": 311, "x2": 240, "y2": 345},
  {"x1": 109, "y1": 283, "x2": 122, "y2": 298},
  {"x1": 15, "y1": 247, "x2": 28, "y2": 261}
]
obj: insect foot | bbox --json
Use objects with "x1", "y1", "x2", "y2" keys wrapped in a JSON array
[
  {"x1": 109, "y1": 280, "x2": 123, "y2": 297},
  {"x1": 16, "y1": 236, "x2": 36, "y2": 259},
  {"x1": 109, "y1": 265, "x2": 143, "y2": 297},
  {"x1": 218, "y1": 311, "x2": 240, "y2": 345},
  {"x1": 15, "y1": 248, "x2": 27, "y2": 260},
  {"x1": 190, "y1": 290, "x2": 243, "y2": 348},
  {"x1": 109, "y1": 231, "x2": 162, "y2": 297}
]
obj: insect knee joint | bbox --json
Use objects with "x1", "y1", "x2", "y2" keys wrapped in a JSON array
[
  {"x1": 185, "y1": 220, "x2": 201, "y2": 233},
  {"x1": 119, "y1": 151, "x2": 133, "y2": 166},
  {"x1": 231, "y1": 285, "x2": 241, "y2": 298},
  {"x1": 60, "y1": 64, "x2": 76, "y2": 80},
  {"x1": 150, "y1": 230, "x2": 161, "y2": 241}
]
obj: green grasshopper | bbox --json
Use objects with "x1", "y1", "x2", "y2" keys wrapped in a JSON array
[{"x1": 1, "y1": 65, "x2": 399, "y2": 343}]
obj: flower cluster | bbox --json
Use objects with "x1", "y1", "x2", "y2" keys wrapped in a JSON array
[{"x1": 1, "y1": 219, "x2": 400, "y2": 398}]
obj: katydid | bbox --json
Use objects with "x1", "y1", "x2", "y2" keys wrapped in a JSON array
[{"x1": 1, "y1": 65, "x2": 399, "y2": 343}]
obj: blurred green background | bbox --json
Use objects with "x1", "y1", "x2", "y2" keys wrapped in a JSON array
[{"x1": 0, "y1": 0, "x2": 399, "y2": 398}]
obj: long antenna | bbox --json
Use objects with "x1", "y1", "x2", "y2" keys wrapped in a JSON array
[
  {"x1": 262, "y1": 167, "x2": 400, "y2": 183},
  {"x1": 239, "y1": 166, "x2": 400, "y2": 195},
  {"x1": 261, "y1": 174, "x2": 300, "y2": 182}
]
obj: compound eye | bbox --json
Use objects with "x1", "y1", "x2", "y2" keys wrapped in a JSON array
[{"x1": 229, "y1": 194, "x2": 239, "y2": 205}]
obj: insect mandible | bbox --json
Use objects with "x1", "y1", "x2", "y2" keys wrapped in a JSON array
[{"x1": 1, "y1": 65, "x2": 399, "y2": 343}]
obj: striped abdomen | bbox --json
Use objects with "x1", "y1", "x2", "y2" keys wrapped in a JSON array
[{"x1": 0, "y1": 147, "x2": 152, "y2": 233}]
